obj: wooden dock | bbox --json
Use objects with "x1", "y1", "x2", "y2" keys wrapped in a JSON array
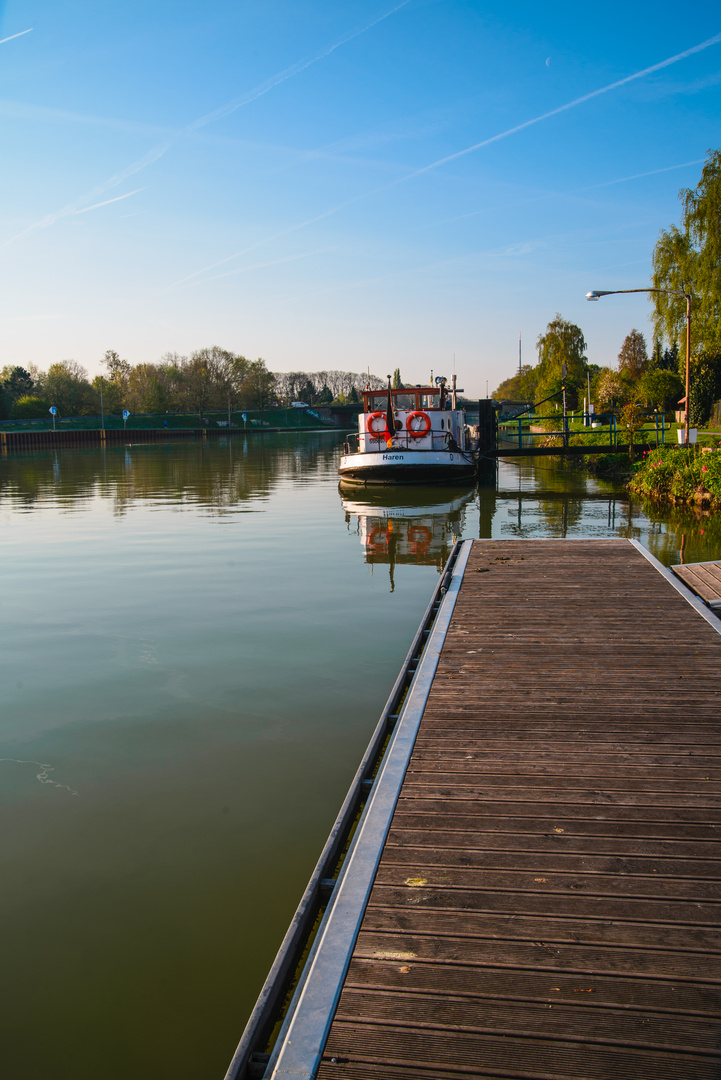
[
  {"x1": 235, "y1": 539, "x2": 721, "y2": 1080},
  {"x1": 672, "y1": 560, "x2": 721, "y2": 612}
]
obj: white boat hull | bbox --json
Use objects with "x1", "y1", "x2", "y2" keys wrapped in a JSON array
[{"x1": 338, "y1": 447, "x2": 476, "y2": 485}]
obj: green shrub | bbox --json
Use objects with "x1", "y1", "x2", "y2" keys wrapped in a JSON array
[
  {"x1": 12, "y1": 395, "x2": 51, "y2": 419},
  {"x1": 638, "y1": 369, "x2": 685, "y2": 412}
]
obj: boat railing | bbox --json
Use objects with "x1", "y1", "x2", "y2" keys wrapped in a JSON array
[{"x1": 347, "y1": 431, "x2": 470, "y2": 453}]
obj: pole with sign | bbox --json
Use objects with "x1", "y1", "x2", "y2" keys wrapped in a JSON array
[
  {"x1": 122, "y1": 409, "x2": 130, "y2": 430},
  {"x1": 49, "y1": 406, "x2": 57, "y2": 431},
  {"x1": 242, "y1": 412, "x2": 247, "y2": 430}
]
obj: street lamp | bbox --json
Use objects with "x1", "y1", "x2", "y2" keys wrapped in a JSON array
[{"x1": 586, "y1": 287, "x2": 692, "y2": 445}]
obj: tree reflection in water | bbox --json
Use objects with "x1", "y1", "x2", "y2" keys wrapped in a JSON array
[{"x1": 0, "y1": 433, "x2": 343, "y2": 516}]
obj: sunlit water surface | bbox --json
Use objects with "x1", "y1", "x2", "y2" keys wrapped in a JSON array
[{"x1": 1, "y1": 434, "x2": 719, "y2": 1080}]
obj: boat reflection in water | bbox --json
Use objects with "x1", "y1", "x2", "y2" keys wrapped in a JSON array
[{"x1": 340, "y1": 483, "x2": 476, "y2": 588}]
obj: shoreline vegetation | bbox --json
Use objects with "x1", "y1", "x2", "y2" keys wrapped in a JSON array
[
  {"x1": 564, "y1": 444, "x2": 721, "y2": 510},
  {"x1": 501, "y1": 421, "x2": 721, "y2": 511},
  {"x1": 573, "y1": 442, "x2": 721, "y2": 510},
  {"x1": 627, "y1": 445, "x2": 721, "y2": 510}
]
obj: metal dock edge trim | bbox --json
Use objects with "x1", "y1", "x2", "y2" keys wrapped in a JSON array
[
  {"x1": 265, "y1": 538, "x2": 473, "y2": 1080},
  {"x1": 630, "y1": 539, "x2": 721, "y2": 637},
  {"x1": 223, "y1": 539, "x2": 470, "y2": 1080}
]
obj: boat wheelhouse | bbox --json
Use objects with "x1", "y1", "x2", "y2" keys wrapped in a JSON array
[{"x1": 338, "y1": 379, "x2": 477, "y2": 485}]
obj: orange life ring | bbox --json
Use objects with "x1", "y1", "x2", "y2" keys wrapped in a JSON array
[
  {"x1": 408, "y1": 525, "x2": 432, "y2": 553},
  {"x1": 366, "y1": 411, "x2": 388, "y2": 439},
  {"x1": 367, "y1": 525, "x2": 391, "y2": 549},
  {"x1": 406, "y1": 411, "x2": 432, "y2": 438}
]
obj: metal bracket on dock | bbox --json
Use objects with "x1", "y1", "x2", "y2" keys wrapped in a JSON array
[
  {"x1": 318, "y1": 879, "x2": 336, "y2": 901},
  {"x1": 247, "y1": 1054, "x2": 270, "y2": 1079}
]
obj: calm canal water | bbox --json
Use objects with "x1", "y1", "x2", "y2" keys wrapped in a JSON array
[{"x1": 1, "y1": 433, "x2": 719, "y2": 1080}]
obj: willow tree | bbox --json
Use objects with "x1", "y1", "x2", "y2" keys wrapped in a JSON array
[
  {"x1": 651, "y1": 149, "x2": 721, "y2": 422},
  {"x1": 536, "y1": 314, "x2": 587, "y2": 409}
]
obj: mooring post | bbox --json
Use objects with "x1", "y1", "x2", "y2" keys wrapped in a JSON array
[{"x1": 476, "y1": 399, "x2": 497, "y2": 454}]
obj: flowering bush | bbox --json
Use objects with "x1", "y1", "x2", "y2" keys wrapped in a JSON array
[{"x1": 629, "y1": 446, "x2": 721, "y2": 503}]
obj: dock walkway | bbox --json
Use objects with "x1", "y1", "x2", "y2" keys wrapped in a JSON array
[{"x1": 245, "y1": 539, "x2": 721, "y2": 1080}]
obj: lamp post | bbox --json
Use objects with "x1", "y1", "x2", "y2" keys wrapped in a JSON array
[{"x1": 586, "y1": 287, "x2": 691, "y2": 445}]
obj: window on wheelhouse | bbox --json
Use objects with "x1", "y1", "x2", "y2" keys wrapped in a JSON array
[{"x1": 363, "y1": 388, "x2": 441, "y2": 411}]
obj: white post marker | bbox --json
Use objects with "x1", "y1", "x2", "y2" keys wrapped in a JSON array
[
  {"x1": 49, "y1": 405, "x2": 57, "y2": 431},
  {"x1": 122, "y1": 409, "x2": 130, "y2": 430}
]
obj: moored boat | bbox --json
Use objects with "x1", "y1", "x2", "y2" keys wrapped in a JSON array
[{"x1": 338, "y1": 376, "x2": 477, "y2": 485}]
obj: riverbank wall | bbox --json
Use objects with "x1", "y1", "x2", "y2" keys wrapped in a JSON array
[{"x1": 0, "y1": 426, "x2": 346, "y2": 452}]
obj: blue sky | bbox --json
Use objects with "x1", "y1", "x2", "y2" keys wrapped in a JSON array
[{"x1": 1, "y1": 0, "x2": 719, "y2": 395}]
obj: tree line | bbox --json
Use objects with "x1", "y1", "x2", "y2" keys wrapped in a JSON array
[
  {"x1": 0, "y1": 348, "x2": 386, "y2": 421},
  {"x1": 493, "y1": 148, "x2": 721, "y2": 425},
  {"x1": 495, "y1": 318, "x2": 686, "y2": 417}
]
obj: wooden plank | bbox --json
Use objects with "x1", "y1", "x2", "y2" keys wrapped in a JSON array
[
  {"x1": 673, "y1": 562, "x2": 721, "y2": 606},
  {"x1": 360, "y1": 908, "x2": 721, "y2": 952},
  {"x1": 341, "y1": 955, "x2": 721, "y2": 1012},
  {"x1": 329, "y1": 988, "x2": 721, "y2": 1049},
  {"x1": 378, "y1": 845, "x2": 720, "y2": 879},
  {"x1": 353, "y1": 927, "x2": 721, "y2": 977},
  {"x1": 313, "y1": 540, "x2": 721, "y2": 1080},
  {"x1": 384, "y1": 828, "x2": 721, "y2": 858},
  {"x1": 321, "y1": 1023, "x2": 721, "y2": 1079}
]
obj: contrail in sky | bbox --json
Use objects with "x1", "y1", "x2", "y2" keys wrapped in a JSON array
[
  {"x1": 421, "y1": 156, "x2": 709, "y2": 231},
  {"x1": 73, "y1": 189, "x2": 143, "y2": 214},
  {"x1": 0, "y1": 28, "x2": 32, "y2": 45},
  {"x1": 176, "y1": 248, "x2": 333, "y2": 289},
  {"x1": 172, "y1": 30, "x2": 721, "y2": 290},
  {"x1": 167, "y1": 198, "x2": 364, "y2": 288},
  {"x1": 1, "y1": 1, "x2": 410, "y2": 249},
  {"x1": 180, "y1": 0, "x2": 410, "y2": 136},
  {"x1": 580, "y1": 158, "x2": 706, "y2": 191},
  {"x1": 401, "y1": 31, "x2": 721, "y2": 182}
]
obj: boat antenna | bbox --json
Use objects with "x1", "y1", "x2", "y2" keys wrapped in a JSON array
[{"x1": 518, "y1": 332, "x2": 522, "y2": 375}]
